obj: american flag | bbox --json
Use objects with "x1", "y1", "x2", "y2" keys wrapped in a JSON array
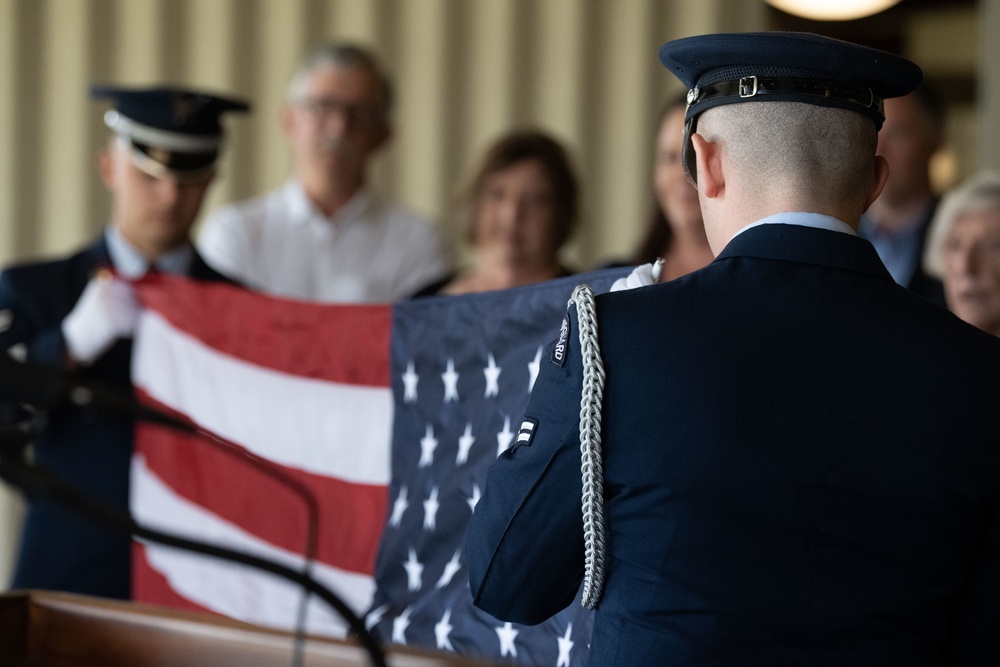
[{"x1": 130, "y1": 267, "x2": 628, "y2": 665}]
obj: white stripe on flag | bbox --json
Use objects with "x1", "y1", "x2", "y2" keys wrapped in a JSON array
[
  {"x1": 133, "y1": 309, "x2": 392, "y2": 485},
  {"x1": 132, "y1": 454, "x2": 375, "y2": 637}
]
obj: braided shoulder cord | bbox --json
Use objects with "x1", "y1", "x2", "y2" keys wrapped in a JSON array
[{"x1": 569, "y1": 284, "x2": 607, "y2": 609}]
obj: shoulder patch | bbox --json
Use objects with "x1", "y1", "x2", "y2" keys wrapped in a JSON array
[
  {"x1": 516, "y1": 417, "x2": 539, "y2": 447},
  {"x1": 551, "y1": 313, "x2": 570, "y2": 367}
]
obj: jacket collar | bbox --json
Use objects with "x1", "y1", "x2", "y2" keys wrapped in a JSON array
[
  {"x1": 86, "y1": 232, "x2": 229, "y2": 283},
  {"x1": 716, "y1": 221, "x2": 893, "y2": 281}
]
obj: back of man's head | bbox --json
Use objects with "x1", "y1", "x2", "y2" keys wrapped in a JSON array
[{"x1": 699, "y1": 101, "x2": 878, "y2": 215}]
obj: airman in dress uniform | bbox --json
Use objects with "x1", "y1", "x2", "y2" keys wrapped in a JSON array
[
  {"x1": 1, "y1": 85, "x2": 248, "y2": 598},
  {"x1": 467, "y1": 32, "x2": 1000, "y2": 665}
]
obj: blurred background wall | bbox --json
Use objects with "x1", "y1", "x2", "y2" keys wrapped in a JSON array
[{"x1": 1, "y1": 0, "x2": 996, "y2": 588}]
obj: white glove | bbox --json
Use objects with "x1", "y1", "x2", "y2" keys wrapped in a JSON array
[
  {"x1": 611, "y1": 259, "x2": 664, "y2": 292},
  {"x1": 61, "y1": 274, "x2": 139, "y2": 365}
]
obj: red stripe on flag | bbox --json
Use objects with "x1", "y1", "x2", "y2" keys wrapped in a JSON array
[
  {"x1": 135, "y1": 421, "x2": 388, "y2": 575},
  {"x1": 134, "y1": 275, "x2": 392, "y2": 387}
]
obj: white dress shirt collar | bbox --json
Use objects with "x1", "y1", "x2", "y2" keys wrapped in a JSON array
[
  {"x1": 733, "y1": 212, "x2": 856, "y2": 240},
  {"x1": 105, "y1": 225, "x2": 193, "y2": 278}
]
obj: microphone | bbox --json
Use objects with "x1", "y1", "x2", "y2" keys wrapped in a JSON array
[
  {"x1": 0, "y1": 354, "x2": 387, "y2": 666},
  {"x1": 0, "y1": 440, "x2": 387, "y2": 667},
  {"x1": 0, "y1": 355, "x2": 195, "y2": 433}
]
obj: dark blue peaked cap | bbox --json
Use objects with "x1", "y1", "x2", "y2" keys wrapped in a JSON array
[
  {"x1": 91, "y1": 85, "x2": 250, "y2": 178},
  {"x1": 658, "y1": 32, "x2": 923, "y2": 184},
  {"x1": 659, "y1": 32, "x2": 923, "y2": 128}
]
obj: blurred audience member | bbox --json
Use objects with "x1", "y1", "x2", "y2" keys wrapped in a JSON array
[
  {"x1": 631, "y1": 96, "x2": 714, "y2": 280},
  {"x1": 198, "y1": 41, "x2": 447, "y2": 303},
  {"x1": 414, "y1": 130, "x2": 579, "y2": 296},
  {"x1": 924, "y1": 170, "x2": 1000, "y2": 337},
  {"x1": 859, "y1": 85, "x2": 945, "y2": 304}
]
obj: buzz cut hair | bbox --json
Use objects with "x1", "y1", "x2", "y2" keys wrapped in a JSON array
[{"x1": 699, "y1": 101, "x2": 878, "y2": 204}]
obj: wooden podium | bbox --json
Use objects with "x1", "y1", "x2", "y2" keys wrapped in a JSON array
[{"x1": 0, "y1": 590, "x2": 500, "y2": 667}]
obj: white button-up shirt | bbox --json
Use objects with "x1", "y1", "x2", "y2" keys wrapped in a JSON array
[{"x1": 197, "y1": 181, "x2": 447, "y2": 303}]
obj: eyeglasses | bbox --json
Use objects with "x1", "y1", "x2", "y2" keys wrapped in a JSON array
[{"x1": 295, "y1": 97, "x2": 386, "y2": 126}]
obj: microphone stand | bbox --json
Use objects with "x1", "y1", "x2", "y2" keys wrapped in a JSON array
[
  {"x1": 1, "y1": 356, "x2": 356, "y2": 663},
  {"x1": 0, "y1": 424, "x2": 388, "y2": 667}
]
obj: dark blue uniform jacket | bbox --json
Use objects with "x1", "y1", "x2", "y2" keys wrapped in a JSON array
[
  {"x1": 0, "y1": 236, "x2": 232, "y2": 599},
  {"x1": 467, "y1": 223, "x2": 1000, "y2": 666}
]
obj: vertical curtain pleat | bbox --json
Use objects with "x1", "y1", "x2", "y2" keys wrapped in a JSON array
[{"x1": 978, "y1": 0, "x2": 1000, "y2": 170}]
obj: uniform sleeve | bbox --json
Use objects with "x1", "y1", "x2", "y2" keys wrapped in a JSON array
[
  {"x1": 948, "y1": 466, "x2": 1000, "y2": 663},
  {"x1": 0, "y1": 269, "x2": 68, "y2": 367},
  {"x1": 465, "y1": 309, "x2": 587, "y2": 625}
]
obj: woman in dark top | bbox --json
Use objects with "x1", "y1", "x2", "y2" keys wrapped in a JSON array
[{"x1": 629, "y1": 95, "x2": 714, "y2": 281}]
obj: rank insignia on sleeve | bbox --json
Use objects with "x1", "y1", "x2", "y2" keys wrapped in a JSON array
[
  {"x1": 551, "y1": 314, "x2": 570, "y2": 367},
  {"x1": 516, "y1": 418, "x2": 539, "y2": 447}
]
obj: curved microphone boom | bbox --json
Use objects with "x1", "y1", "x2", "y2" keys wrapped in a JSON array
[
  {"x1": 0, "y1": 356, "x2": 387, "y2": 667},
  {"x1": 0, "y1": 354, "x2": 195, "y2": 433}
]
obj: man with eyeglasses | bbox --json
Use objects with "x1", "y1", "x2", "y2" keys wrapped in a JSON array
[{"x1": 198, "y1": 42, "x2": 448, "y2": 303}]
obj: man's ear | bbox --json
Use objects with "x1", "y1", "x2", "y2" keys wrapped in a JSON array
[
  {"x1": 865, "y1": 154, "x2": 890, "y2": 210},
  {"x1": 98, "y1": 146, "x2": 115, "y2": 189},
  {"x1": 280, "y1": 104, "x2": 296, "y2": 140},
  {"x1": 368, "y1": 121, "x2": 393, "y2": 152},
  {"x1": 691, "y1": 133, "x2": 723, "y2": 199}
]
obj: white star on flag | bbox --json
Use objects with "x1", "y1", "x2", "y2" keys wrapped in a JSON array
[
  {"x1": 402, "y1": 360, "x2": 419, "y2": 403},
  {"x1": 483, "y1": 352, "x2": 502, "y2": 397},
  {"x1": 435, "y1": 608, "x2": 455, "y2": 651},
  {"x1": 442, "y1": 357, "x2": 460, "y2": 402},
  {"x1": 419, "y1": 424, "x2": 438, "y2": 468},
  {"x1": 389, "y1": 485, "x2": 409, "y2": 527},
  {"x1": 365, "y1": 603, "x2": 388, "y2": 631},
  {"x1": 557, "y1": 622, "x2": 574, "y2": 667},
  {"x1": 496, "y1": 621, "x2": 519, "y2": 657},
  {"x1": 528, "y1": 345, "x2": 542, "y2": 392},
  {"x1": 392, "y1": 606, "x2": 413, "y2": 644},
  {"x1": 129, "y1": 261, "x2": 630, "y2": 658},
  {"x1": 467, "y1": 483, "x2": 482, "y2": 513},
  {"x1": 456, "y1": 422, "x2": 475, "y2": 465},
  {"x1": 404, "y1": 547, "x2": 424, "y2": 591},
  {"x1": 496, "y1": 416, "x2": 514, "y2": 457},
  {"x1": 423, "y1": 486, "x2": 440, "y2": 531},
  {"x1": 436, "y1": 549, "x2": 462, "y2": 588}
]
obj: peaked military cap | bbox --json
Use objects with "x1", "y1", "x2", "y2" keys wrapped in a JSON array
[
  {"x1": 658, "y1": 32, "x2": 923, "y2": 183},
  {"x1": 91, "y1": 85, "x2": 250, "y2": 180}
]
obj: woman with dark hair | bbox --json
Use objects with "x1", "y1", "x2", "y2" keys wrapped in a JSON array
[
  {"x1": 414, "y1": 130, "x2": 579, "y2": 296},
  {"x1": 616, "y1": 95, "x2": 713, "y2": 289}
]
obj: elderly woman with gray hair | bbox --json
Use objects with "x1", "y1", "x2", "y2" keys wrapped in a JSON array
[{"x1": 924, "y1": 170, "x2": 1000, "y2": 337}]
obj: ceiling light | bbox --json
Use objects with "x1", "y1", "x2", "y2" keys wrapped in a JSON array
[{"x1": 765, "y1": 0, "x2": 903, "y2": 21}]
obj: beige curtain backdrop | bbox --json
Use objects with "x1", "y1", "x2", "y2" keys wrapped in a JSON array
[{"x1": 0, "y1": 0, "x2": 992, "y2": 588}]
